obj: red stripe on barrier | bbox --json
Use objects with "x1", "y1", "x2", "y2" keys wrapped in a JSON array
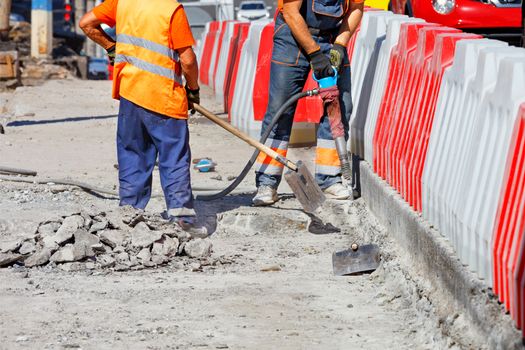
[
  {"x1": 491, "y1": 104, "x2": 525, "y2": 328},
  {"x1": 253, "y1": 22, "x2": 275, "y2": 121},
  {"x1": 223, "y1": 23, "x2": 250, "y2": 113},
  {"x1": 227, "y1": 24, "x2": 250, "y2": 121},
  {"x1": 390, "y1": 27, "x2": 459, "y2": 193},
  {"x1": 199, "y1": 21, "x2": 220, "y2": 86},
  {"x1": 406, "y1": 33, "x2": 480, "y2": 212},
  {"x1": 211, "y1": 21, "x2": 231, "y2": 90},
  {"x1": 373, "y1": 22, "x2": 435, "y2": 180}
]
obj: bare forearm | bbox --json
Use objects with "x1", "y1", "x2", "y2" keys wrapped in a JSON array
[
  {"x1": 334, "y1": 3, "x2": 364, "y2": 46},
  {"x1": 79, "y1": 12, "x2": 115, "y2": 50},
  {"x1": 179, "y1": 48, "x2": 199, "y2": 90},
  {"x1": 282, "y1": 1, "x2": 319, "y2": 54}
]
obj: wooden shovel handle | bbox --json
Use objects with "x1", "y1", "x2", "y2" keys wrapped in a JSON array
[{"x1": 193, "y1": 104, "x2": 297, "y2": 171}]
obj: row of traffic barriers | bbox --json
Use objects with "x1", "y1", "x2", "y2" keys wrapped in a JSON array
[{"x1": 196, "y1": 11, "x2": 525, "y2": 334}]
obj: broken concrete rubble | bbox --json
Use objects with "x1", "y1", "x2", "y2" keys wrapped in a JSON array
[
  {"x1": 0, "y1": 238, "x2": 22, "y2": 253},
  {"x1": 184, "y1": 239, "x2": 213, "y2": 258},
  {"x1": 0, "y1": 253, "x2": 22, "y2": 267},
  {"x1": 0, "y1": 210, "x2": 213, "y2": 271},
  {"x1": 131, "y1": 222, "x2": 163, "y2": 248},
  {"x1": 24, "y1": 248, "x2": 52, "y2": 267}
]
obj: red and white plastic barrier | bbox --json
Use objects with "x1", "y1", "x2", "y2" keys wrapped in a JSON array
[
  {"x1": 197, "y1": 14, "x2": 525, "y2": 333},
  {"x1": 229, "y1": 20, "x2": 271, "y2": 138},
  {"x1": 350, "y1": 11, "x2": 394, "y2": 122},
  {"x1": 492, "y1": 103, "x2": 525, "y2": 329},
  {"x1": 214, "y1": 21, "x2": 239, "y2": 105}
]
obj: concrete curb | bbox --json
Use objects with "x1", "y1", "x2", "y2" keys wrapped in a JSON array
[{"x1": 359, "y1": 162, "x2": 522, "y2": 349}]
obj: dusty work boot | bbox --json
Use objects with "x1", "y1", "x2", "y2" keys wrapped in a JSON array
[
  {"x1": 170, "y1": 216, "x2": 208, "y2": 239},
  {"x1": 323, "y1": 183, "x2": 351, "y2": 200},
  {"x1": 252, "y1": 186, "x2": 278, "y2": 206}
]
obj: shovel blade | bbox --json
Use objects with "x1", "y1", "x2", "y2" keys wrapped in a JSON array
[
  {"x1": 284, "y1": 161, "x2": 326, "y2": 214},
  {"x1": 332, "y1": 244, "x2": 381, "y2": 276}
]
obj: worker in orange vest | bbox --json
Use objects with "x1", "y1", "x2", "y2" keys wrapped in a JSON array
[
  {"x1": 79, "y1": 0, "x2": 206, "y2": 237},
  {"x1": 253, "y1": 0, "x2": 364, "y2": 206}
]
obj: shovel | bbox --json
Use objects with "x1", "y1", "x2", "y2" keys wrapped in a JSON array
[
  {"x1": 332, "y1": 243, "x2": 381, "y2": 276},
  {"x1": 193, "y1": 104, "x2": 325, "y2": 213}
]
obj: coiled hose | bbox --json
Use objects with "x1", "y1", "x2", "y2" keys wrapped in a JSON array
[{"x1": 196, "y1": 88, "x2": 320, "y2": 201}]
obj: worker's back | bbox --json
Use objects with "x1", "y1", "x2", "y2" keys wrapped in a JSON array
[{"x1": 113, "y1": 0, "x2": 188, "y2": 118}]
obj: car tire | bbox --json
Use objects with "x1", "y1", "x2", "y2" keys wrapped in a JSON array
[{"x1": 405, "y1": 0, "x2": 414, "y2": 17}]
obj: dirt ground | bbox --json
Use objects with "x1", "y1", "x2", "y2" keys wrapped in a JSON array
[{"x1": 0, "y1": 79, "x2": 481, "y2": 349}]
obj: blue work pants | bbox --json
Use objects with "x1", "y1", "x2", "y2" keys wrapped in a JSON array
[{"x1": 117, "y1": 97, "x2": 194, "y2": 216}]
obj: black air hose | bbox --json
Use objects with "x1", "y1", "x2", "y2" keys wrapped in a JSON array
[{"x1": 196, "y1": 88, "x2": 320, "y2": 201}]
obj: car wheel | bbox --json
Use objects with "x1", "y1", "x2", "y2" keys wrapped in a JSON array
[{"x1": 405, "y1": 0, "x2": 414, "y2": 17}]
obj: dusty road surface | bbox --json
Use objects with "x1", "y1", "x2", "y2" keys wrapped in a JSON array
[{"x1": 0, "y1": 80, "x2": 480, "y2": 349}]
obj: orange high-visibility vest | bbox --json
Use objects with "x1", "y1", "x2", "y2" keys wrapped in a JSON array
[{"x1": 113, "y1": 0, "x2": 188, "y2": 119}]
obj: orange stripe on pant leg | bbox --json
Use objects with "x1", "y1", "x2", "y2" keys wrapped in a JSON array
[
  {"x1": 316, "y1": 147, "x2": 341, "y2": 167},
  {"x1": 256, "y1": 148, "x2": 288, "y2": 168}
]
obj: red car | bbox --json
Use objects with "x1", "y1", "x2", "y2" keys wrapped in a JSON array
[{"x1": 388, "y1": 0, "x2": 522, "y2": 43}]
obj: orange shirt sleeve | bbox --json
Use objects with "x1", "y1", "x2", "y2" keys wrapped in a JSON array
[
  {"x1": 170, "y1": 6, "x2": 196, "y2": 50},
  {"x1": 93, "y1": 0, "x2": 118, "y2": 27}
]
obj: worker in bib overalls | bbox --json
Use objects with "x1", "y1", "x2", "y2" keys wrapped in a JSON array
[{"x1": 253, "y1": 0, "x2": 364, "y2": 206}]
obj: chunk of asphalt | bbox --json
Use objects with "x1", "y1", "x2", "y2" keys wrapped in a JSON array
[
  {"x1": 184, "y1": 239, "x2": 212, "y2": 258},
  {"x1": 0, "y1": 238, "x2": 22, "y2": 253},
  {"x1": 136, "y1": 247, "x2": 151, "y2": 262},
  {"x1": 0, "y1": 253, "x2": 23, "y2": 267},
  {"x1": 37, "y1": 222, "x2": 61, "y2": 236},
  {"x1": 18, "y1": 241, "x2": 36, "y2": 255},
  {"x1": 24, "y1": 248, "x2": 53, "y2": 267},
  {"x1": 131, "y1": 222, "x2": 163, "y2": 248},
  {"x1": 73, "y1": 229, "x2": 100, "y2": 256},
  {"x1": 98, "y1": 230, "x2": 126, "y2": 249},
  {"x1": 97, "y1": 254, "x2": 116, "y2": 268},
  {"x1": 89, "y1": 216, "x2": 109, "y2": 233},
  {"x1": 151, "y1": 236, "x2": 179, "y2": 258},
  {"x1": 42, "y1": 215, "x2": 84, "y2": 248},
  {"x1": 50, "y1": 244, "x2": 87, "y2": 263}
]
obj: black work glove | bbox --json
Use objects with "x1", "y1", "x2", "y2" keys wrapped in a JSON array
[
  {"x1": 106, "y1": 45, "x2": 116, "y2": 66},
  {"x1": 185, "y1": 85, "x2": 200, "y2": 112},
  {"x1": 330, "y1": 43, "x2": 347, "y2": 72},
  {"x1": 308, "y1": 49, "x2": 335, "y2": 80}
]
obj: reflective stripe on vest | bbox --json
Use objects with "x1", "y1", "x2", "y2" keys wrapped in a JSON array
[{"x1": 116, "y1": 34, "x2": 182, "y2": 84}]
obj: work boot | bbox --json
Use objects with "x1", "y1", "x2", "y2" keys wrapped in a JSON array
[
  {"x1": 170, "y1": 216, "x2": 208, "y2": 239},
  {"x1": 252, "y1": 186, "x2": 278, "y2": 206},
  {"x1": 323, "y1": 183, "x2": 351, "y2": 200}
]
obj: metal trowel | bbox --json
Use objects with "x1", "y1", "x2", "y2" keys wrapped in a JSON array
[{"x1": 332, "y1": 243, "x2": 381, "y2": 276}]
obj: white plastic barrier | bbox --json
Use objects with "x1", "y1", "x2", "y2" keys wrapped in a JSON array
[
  {"x1": 363, "y1": 16, "x2": 423, "y2": 164},
  {"x1": 230, "y1": 20, "x2": 271, "y2": 139},
  {"x1": 350, "y1": 11, "x2": 394, "y2": 123},
  {"x1": 460, "y1": 57, "x2": 525, "y2": 284},
  {"x1": 440, "y1": 48, "x2": 525, "y2": 284},
  {"x1": 422, "y1": 39, "x2": 507, "y2": 246},
  {"x1": 196, "y1": 22, "x2": 210, "y2": 65},
  {"x1": 214, "y1": 21, "x2": 238, "y2": 103},
  {"x1": 206, "y1": 22, "x2": 224, "y2": 89}
]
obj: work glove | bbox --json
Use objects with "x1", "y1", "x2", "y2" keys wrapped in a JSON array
[
  {"x1": 308, "y1": 49, "x2": 335, "y2": 80},
  {"x1": 106, "y1": 45, "x2": 116, "y2": 66},
  {"x1": 185, "y1": 85, "x2": 200, "y2": 113},
  {"x1": 330, "y1": 43, "x2": 347, "y2": 72}
]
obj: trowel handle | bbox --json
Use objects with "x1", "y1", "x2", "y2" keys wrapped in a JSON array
[{"x1": 193, "y1": 104, "x2": 298, "y2": 172}]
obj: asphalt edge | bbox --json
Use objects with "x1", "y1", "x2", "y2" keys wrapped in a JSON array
[{"x1": 359, "y1": 162, "x2": 522, "y2": 349}]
